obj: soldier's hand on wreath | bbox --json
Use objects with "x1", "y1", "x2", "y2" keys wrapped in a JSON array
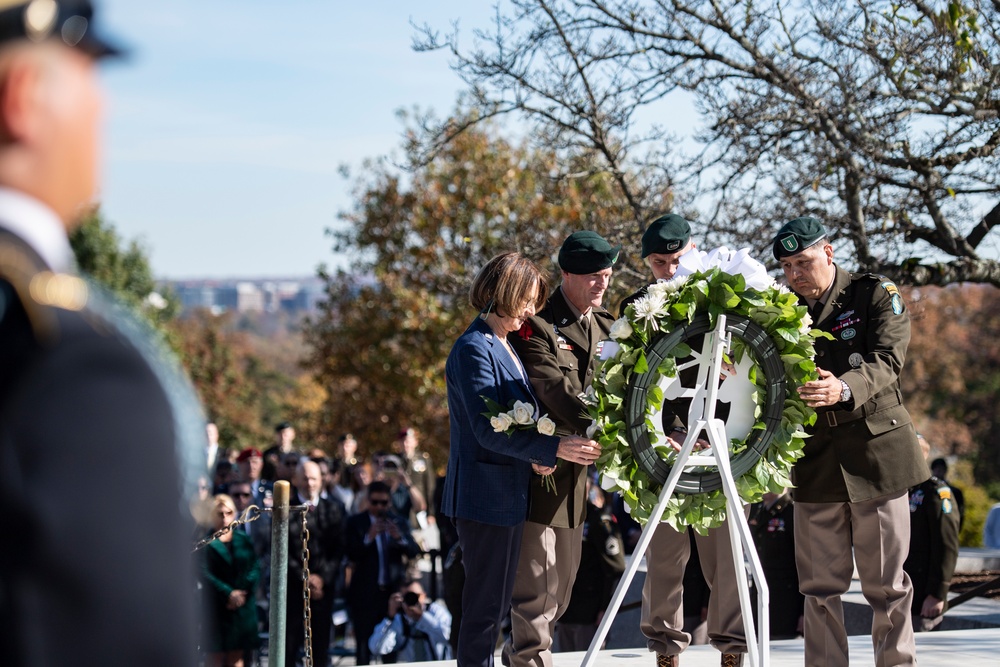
[
  {"x1": 556, "y1": 436, "x2": 600, "y2": 465},
  {"x1": 797, "y1": 367, "x2": 842, "y2": 407},
  {"x1": 532, "y1": 463, "x2": 555, "y2": 476},
  {"x1": 921, "y1": 594, "x2": 945, "y2": 619},
  {"x1": 666, "y1": 428, "x2": 710, "y2": 452}
]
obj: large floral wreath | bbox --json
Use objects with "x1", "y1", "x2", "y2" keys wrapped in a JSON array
[{"x1": 587, "y1": 247, "x2": 827, "y2": 533}]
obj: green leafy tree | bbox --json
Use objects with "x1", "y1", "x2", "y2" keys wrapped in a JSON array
[
  {"x1": 303, "y1": 118, "x2": 637, "y2": 463},
  {"x1": 69, "y1": 208, "x2": 179, "y2": 327},
  {"x1": 170, "y1": 310, "x2": 300, "y2": 453}
]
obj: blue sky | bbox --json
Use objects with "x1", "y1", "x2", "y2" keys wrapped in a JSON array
[{"x1": 99, "y1": 1, "x2": 494, "y2": 279}]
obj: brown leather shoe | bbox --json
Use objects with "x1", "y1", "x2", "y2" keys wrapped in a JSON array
[
  {"x1": 656, "y1": 654, "x2": 679, "y2": 667},
  {"x1": 721, "y1": 654, "x2": 744, "y2": 667}
]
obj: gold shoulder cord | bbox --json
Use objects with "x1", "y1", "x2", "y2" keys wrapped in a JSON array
[{"x1": 0, "y1": 240, "x2": 89, "y2": 344}]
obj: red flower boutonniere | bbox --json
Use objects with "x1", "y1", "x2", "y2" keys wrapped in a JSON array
[{"x1": 518, "y1": 321, "x2": 534, "y2": 340}]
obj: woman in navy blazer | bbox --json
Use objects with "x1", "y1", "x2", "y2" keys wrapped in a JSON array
[{"x1": 442, "y1": 252, "x2": 599, "y2": 667}]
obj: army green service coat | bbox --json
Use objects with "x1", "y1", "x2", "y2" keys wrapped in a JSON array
[
  {"x1": 792, "y1": 265, "x2": 927, "y2": 503},
  {"x1": 509, "y1": 288, "x2": 614, "y2": 528}
]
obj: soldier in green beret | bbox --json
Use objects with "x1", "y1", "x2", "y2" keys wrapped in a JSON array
[
  {"x1": 504, "y1": 230, "x2": 619, "y2": 667},
  {"x1": 773, "y1": 217, "x2": 927, "y2": 667},
  {"x1": 622, "y1": 214, "x2": 748, "y2": 667}
]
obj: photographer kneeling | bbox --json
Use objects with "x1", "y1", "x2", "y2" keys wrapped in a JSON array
[{"x1": 369, "y1": 580, "x2": 453, "y2": 662}]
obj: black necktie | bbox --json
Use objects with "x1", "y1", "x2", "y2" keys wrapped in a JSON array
[{"x1": 810, "y1": 301, "x2": 824, "y2": 323}]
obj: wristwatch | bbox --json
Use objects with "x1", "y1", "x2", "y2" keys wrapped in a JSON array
[{"x1": 839, "y1": 379, "x2": 852, "y2": 404}]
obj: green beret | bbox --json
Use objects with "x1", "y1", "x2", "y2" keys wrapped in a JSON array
[
  {"x1": 641, "y1": 214, "x2": 691, "y2": 258},
  {"x1": 772, "y1": 217, "x2": 828, "y2": 260},
  {"x1": 558, "y1": 231, "x2": 621, "y2": 274}
]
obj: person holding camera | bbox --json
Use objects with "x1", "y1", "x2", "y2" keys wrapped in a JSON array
[
  {"x1": 378, "y1": 453, "x2": 428, "y2": 525},
  {"x1": 346, "y1": 480, "x2": 423, "y2": 664},
  {"x1": 369, "y1": 580, "x2": 453, "y2": 662}
]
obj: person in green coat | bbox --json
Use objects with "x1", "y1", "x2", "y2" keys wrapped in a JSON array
[{"x1": 201, "y1": 494, "x2": 261, "y2": 667}]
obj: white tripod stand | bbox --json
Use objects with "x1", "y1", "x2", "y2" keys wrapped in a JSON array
[{"x1": 581, "y1": 314, "x2": 770, "y2": 667}]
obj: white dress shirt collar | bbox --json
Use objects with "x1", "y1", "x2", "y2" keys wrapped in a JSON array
[{"x1": 0, "y1": 188, "x2": 73, "y2": 272}]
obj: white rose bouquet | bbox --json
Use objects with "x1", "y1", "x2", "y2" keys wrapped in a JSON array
[{"x1": 480, "y1": 395, "x2": 560, "y2": 493}]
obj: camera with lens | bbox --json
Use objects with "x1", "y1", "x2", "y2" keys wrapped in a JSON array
[
  {"x1": 402, "y1": 591, "x2": 421, "y2": 607},
  {"x1": 381, "y1": 454, "x2": 403, "y2": 473}
]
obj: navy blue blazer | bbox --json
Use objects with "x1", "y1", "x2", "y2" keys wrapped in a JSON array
[{"x1": 441, "y1": 316, "x2": 560, "y2": 527}]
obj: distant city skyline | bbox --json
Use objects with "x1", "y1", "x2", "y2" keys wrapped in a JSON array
[{"x1": 99, "y1": 1, "x2": 494, "y2": 280}]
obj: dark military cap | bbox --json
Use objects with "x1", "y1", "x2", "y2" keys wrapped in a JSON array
[
  {"x1": 274, "y1": 421, "x2": 292, "y2": 432},
  {"x1": 641, "y1": 214, "x2": 691, "y2": 258},
  {"x1": 0, "y1": 0, "x2": 122, "y2": 57},
  {"x1": 772, "y1": 216, "x2": 828, "y2": 259},
  {"x1": 558, "y1": 231, "x2": 621, "y2": 275}
]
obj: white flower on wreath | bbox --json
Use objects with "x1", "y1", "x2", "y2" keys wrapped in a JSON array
[
  {"x1": 647, "y1": 275, "x2": 688, "y2": 301},
  {"x1": 536, "y1": 415, "x2": 556, "y2": 436},
  {"x1": 609, "y1": 317, "x2": 633, "y2": 340},
  {"x1": 799, "y1": 311, "x2": 813, "y2": 333},
  {"x1": 632, "y1": 292, "x2": 669, "y2": 330},
  {"x1": 491, "y1": 412, "x2": 514, "y2": 432},
  {"x1": 676, "y1": 246, "x2": 774, "y2": 291},
  {"x1": 511, "y1": 400, "x2": 534, "y2": 425}
]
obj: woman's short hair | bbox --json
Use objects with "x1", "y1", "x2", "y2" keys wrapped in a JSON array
[
  {"x1": 213, "y1": 493, "x2": 236, "y2": 515},
  {"x1": 469, "y1": 252, "x2": 549, "y2": 316}
]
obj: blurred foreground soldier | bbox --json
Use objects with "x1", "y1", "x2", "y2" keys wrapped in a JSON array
[
  {"x1": 773, "y1": 217, "x2": 927, "y2": 667},
  {"x1": 905, "y1": 434, "x2": 959, "y2": 632},
  {"x1": 0, "y1": 2, "x2": 204, "y2": 665}
]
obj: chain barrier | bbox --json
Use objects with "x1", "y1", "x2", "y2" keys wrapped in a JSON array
[
  {"x1": 300, "y1": 507, "x2": 314, "y2": 667},
  {"x1": 193, "y1": 501, "x2": 315, "y2": 665},
  {"x1": 191, "y1": 505, "x2": 266, "y2": 553}
]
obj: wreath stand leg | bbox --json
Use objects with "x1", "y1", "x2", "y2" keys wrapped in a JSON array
[{"x1": 581, "y1": 314, "x2": 770, "y2": 667}]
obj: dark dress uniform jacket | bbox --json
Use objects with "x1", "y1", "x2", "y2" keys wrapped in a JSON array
[
  {"x1": 905, "y1": 477, "x2": 960, "y2": 611},
  {"x1": 509, "y1": 288, "x2": 614, "y2": 528},
  {"x1": 0, "y1": 228, "x2": 201, "y2": 666},
  {"x1": 792, "y1": 265, "x2": 927, "y2": 503}
]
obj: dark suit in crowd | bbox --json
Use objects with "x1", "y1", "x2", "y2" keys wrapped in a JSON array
[
  {"x1": 285, "y1": 493, "x2": 346, "y2": 666},
  {"x1": 346, "y1": 501, "x2": 422, "y2": 665}
]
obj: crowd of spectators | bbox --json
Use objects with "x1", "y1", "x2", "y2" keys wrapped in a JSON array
[
  {"x1": 193, "y1": 422, "x2": 442, "y2": 667},
  {"x1": 193, "y1": 413, "x2": 977, "y2": 667}
]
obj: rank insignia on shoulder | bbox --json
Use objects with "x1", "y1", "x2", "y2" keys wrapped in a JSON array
[{"x1": 29, "y1": 272, "x2": 88, "y2": 311}]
